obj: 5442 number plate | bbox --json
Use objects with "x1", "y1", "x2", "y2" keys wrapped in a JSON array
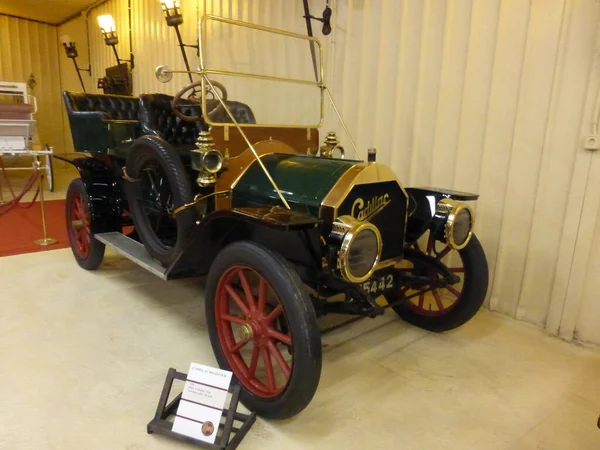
[{"x1": 360, "y1": 271, "x2": 396, "y2": 295}]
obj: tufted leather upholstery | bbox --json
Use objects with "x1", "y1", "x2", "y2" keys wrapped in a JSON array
[
  {"x1": 63, "y1": 91, "x2": 139, "y2": 121},
  {"x1": 63, "y1": 89, "x2": 257, "y2": 155},
  {"x1": 63, "y1": 90, "x2": 141, "y2": 154},
  {"x1": 207, "y1": 101, "x2": 256, "y2": 124},
  {"x1": 139, "y1": 94, "x2": 206, "y2": 146}
]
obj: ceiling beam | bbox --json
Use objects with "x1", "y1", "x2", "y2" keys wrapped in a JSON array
[{"x1": 0, "y1": 12, "x2": 54, "y2": 26}]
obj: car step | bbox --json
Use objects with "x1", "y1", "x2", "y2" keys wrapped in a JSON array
[{"x1": 94, "y1": 232, "x2": 168, "y2": 280}]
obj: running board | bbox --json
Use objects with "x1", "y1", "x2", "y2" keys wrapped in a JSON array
[{"x1": 94, "y1": 232, "x2": 168, "y2": 280}]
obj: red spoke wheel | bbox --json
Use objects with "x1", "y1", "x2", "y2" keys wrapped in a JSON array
[
  {"x1": 65, "y1": 179, "x2": 105, "y2": 270},
  {"x1": 206, "y1": 241, "x2": 321, "y2": 419},
  {"x1": 387, "y1": 232, "x2": 488, "y2": 332}
]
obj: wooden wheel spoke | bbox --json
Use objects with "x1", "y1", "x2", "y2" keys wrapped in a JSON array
[
  {"x1": 266, "y1": 304, "x2": 283, "y2": 323},
  {"x1": 257, "y1": 278, "x2": 267, "y2": 313},
  {"x1": 450, "y1": 267, "x2": 464, "y2": 273},
  {"x1": 225, "y1": 285, "x2": 250, "y2": 316},
  {"x1": 237, "y1": 269, "x2": 257, "y2": 311},
  {"x1": 418, "y1": 293, "x2": 425, "y2": 309},
  {"x1": 426, "y1": 234, "x2": 434, "y2": 255},
  {"x1": 261, "y1": 346, "x2": 276, "y2": 390},
  {"x1": 248, "y1": 345, "x2": 260, "y2": 377},
  {"x1": 268, "y1": 327, "x2": 292, "y2": 346},
  {"x1": 267, "y1": 340, "x2": 291, "y2": 378},
  {"x1": 445, "y1": 285, "x2": 461, "y2": 297},
  {"x1": 432, "y1": 289, "x2": 445, "y2": 310},
  {"x1": 221, "y1": 313, "x2": 246, "y2": 325},
  {"x1": 436, "y1": 245, "x2": 451, "y2": 260},
  {"x1": 231, "y1": 338, "x2": 250, "y2": 353}
]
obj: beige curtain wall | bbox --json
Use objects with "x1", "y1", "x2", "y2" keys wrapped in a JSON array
[{"x1": 54, "y1": 0, "x2": 600, "y2": 344}]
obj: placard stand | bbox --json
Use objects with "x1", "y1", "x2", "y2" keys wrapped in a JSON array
[{"x1": 147, "y1": 368, "x2": 256, "y2": 450}]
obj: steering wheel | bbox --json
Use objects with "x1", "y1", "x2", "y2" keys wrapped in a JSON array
[{"x1": 172, "y1": 80, "x2": 228, "y2": 122}]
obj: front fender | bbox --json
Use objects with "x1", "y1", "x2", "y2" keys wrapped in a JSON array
[
  {"x1": 405, "y1": 187, "x2": 478, "y2": 243},
  {"x1": 56, "y1": 155, "x2": 123, "y2": 234},
  {"x1": 168, "y1": 207, "x2": 322, "y2": 277}
]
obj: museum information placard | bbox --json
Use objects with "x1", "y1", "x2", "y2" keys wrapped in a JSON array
[{"x1": 172, "y1": 362, "x2": 233, "y2": 443}]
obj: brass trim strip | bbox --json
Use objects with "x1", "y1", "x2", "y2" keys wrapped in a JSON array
[{"x1": 174, "y1": 190, "x2": 230, "y2": 215}]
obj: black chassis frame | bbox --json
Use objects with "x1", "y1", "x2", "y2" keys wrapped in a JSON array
[{"x1": 58, "y1": 154, "x2": 479, "y2": 327}]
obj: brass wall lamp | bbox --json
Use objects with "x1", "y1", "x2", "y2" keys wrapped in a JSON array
[
  {"x1": 60, "y1": 35, "x2": 91, "y2": 93},
  {"x1": 159, "y1": 0, "x2": 199, "y2": 84},
  {"x1": 97, "y1": 14, "x2": 135, "y2": 69}
]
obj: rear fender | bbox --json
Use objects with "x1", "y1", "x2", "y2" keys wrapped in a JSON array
[
  {"x1": 56, "y1": 155, "x2": 123, "y2": 234},
  {"x1": 168, "y1": 207, "x2": 322, "y2": 277},
  {"x1": 405, "y1": 187, "x2": 478, "y2": 244}
]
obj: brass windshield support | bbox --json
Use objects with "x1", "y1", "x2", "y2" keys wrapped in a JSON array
[
  {"x1": 201, "y1": 74, "x2": 291, "y2": 210},
  {"x1": 323, "y1": 87, "x2": 360, "y2": 160}
]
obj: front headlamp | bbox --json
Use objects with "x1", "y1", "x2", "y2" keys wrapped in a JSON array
[
  {"x1": 330, "y1": 215, "x2": 382, "y2": 283},
  {"x1": 436, "y1": 198, "x2": 473, "y2": 250}
]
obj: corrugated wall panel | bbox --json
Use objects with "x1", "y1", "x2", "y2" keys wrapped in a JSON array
[
  {"x1": 0, "y1": 15, "x2": 64, "y2": 154},
  {"x1": 325, "y1": 0, "x2": 600, "y2": 338}
]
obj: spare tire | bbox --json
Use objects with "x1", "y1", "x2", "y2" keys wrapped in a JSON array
[{"x1": 125, "y1": 135, "x2": 195, "y2": 266}]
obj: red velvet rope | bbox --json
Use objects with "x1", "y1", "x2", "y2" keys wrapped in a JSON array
[{"x1": 0, "y1": 156, "x2": 41, "y2": 217}]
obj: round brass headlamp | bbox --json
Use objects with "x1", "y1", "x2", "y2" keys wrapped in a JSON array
[
  {"x1": 437, "y1": 198, "x2": 473, "y2": 250},
  {"x1": 333, "y1": 215, "x2": 383, "y2": 283}
]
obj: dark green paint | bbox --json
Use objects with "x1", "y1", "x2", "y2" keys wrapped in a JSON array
[
  {"x1": 232, "y1": 154, "x2": 359, "y2": 216},
  {"x1": 68, "y1": 116, "x2": 139, "y2": 154}
]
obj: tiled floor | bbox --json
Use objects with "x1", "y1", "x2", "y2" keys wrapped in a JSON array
[{"x1": 1, "y1": 246, "x2": 599, "y2": 449}]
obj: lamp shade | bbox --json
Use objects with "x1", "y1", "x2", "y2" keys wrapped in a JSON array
[
  {"x1": 97, "y1": 15, "x2": 116, "y2": 33},
  {"x1": 161, "y1": 0, "x2": 180, "y2": 8},
  {"x1": 60, "y1": 34, "x2": 72, "y2": 45}
]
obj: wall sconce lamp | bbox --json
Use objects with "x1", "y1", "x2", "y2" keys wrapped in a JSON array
[
  {"x1": 97, "y1": 14, "x2": 135, "y2": 69},
  {"x1": 60, "y1": 35, "x2": 91, "y2": 93},
  {"x1": 160, "y1": 0, "x2": 198, "y2": 84}
]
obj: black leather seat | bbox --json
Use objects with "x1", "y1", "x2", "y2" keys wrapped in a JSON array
[
  {"x1": 63, "y1": 91, "x2": 140, "y2": 153},
  {"x1": 63, "y1": 90, "x2": 257, "y2": 158},
  {"x1": 207, "y1": 100, "x2": 256, "y2": 124},
  {"x1": 139, "y1": 93, "x2": 205, "y2": 147}
]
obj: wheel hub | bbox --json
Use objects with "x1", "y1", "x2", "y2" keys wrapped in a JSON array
[
  {"x1": 240, "y1": 323, "x2": 253, "y2": 341},
  {"x1": 246, "y1": 312, "x2": 270, "y2": 346}
]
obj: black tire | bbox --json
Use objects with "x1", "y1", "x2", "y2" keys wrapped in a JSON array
[
  {"x1": 206, "y1": 241, "x2": 322, "y2": 419},
  {"x1": 65, "y1": 178, "x2": 105, "y2": 270},
  {"x1": 387, "y1": 233, "x2": 488, "y2": 332},
  {"x1": 124, "y1": 136, "x2": 195, "y2": 266}
]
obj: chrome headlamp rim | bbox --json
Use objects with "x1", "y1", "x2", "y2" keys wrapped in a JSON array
[
  {"x1": 438, "y1": 198, "x2": 473, "y2": 250},
  {"x1": 336, "y1": 216, "x2": 383, "y2": 283}
]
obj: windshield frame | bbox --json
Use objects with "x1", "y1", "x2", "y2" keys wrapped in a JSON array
[{"x1": 198, "y1": 14, "x2": 325, "y2": 129}]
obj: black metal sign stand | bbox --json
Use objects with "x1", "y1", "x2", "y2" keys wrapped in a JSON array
[{"x1": 147, "y1": 368, "x2": 256, "y2": 450}]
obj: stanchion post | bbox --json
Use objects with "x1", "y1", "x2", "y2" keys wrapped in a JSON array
[
  {"x1": 34, "y1": 161, "x2": 57, "y2": 247},
  {"x1": 0, "y1": 155, "x2": 5, "y2": 205}
]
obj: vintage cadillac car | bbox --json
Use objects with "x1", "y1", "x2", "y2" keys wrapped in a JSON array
[{"x1": 58, "y1": 16, "x2": 488, "y2": 419}]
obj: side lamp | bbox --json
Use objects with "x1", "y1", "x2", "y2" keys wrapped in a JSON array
[
  {"x1": 60, "y1": 34, "x2": 91, "y2": 93},
  {"x1": 161, "y1": 0, "x2": 183, "y2": 26},
  {"x1": 159, "y1": 0, "x2": 198, "y2": 84},
  {"x1": 97, "y1": 14, "x2": 135, "y2": 69}
]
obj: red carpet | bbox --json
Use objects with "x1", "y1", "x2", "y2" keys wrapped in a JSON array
[{"x1": 0, "y1": 200, "x2": 70, "y2": 257}]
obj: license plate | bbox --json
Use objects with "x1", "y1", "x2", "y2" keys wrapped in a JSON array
[{"x1": 360, "y1": 272, "x2": 395, "y2": 295}]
